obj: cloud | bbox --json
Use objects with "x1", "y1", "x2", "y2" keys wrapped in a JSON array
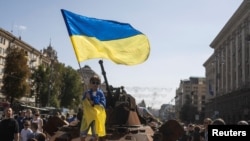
[{"x1": 14, "y1": 25, "x2": 27, "y2": 31}]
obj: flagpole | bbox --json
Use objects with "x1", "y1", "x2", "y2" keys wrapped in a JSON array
[
  {"x1": 78, "y1": 62, "x2": 87, "y2": 91},
  {"x1": 78, "y1": 62, "x2": 84, "y2": 77}
]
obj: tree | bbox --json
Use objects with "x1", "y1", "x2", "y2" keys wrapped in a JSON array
[
  {"x1": 60, "y1": 65, "x2": 83, "y2": 110},
  {"x1": 31, "y1": 64, "x2": 50, "y2": 107},
  {"x1": 32, "y1": 62, "x2": 62, "y2": 108},
  {"x1": 179, "y1": 94, "x2": 197, "y2": 123},
  {"x1": 32, "y1": 63, "x2": 83, "y2": 109},
  {"x1": 48, "y1": 62, "x2": 63, "y2": 108},
  {"x1": 2, "y1": 47, "x2": 30, "y2": 105}
]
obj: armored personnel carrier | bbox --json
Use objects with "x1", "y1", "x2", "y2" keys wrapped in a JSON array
[{"x1": 44, "y1": 60, "x2": 184, "y2": 141}]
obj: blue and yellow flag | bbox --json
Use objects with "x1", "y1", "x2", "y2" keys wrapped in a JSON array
[
  {"x1": 80, "y1": 98, "x2": 106, "y2": 137},
  {"x1": 61, "y1": 9, "x2": 150, "y2": 65}
]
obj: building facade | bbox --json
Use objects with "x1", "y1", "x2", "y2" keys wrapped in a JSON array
[
  {"x1": 203, "y1": 0, "x2": 250, "y2": 123},
  {"x1": 175, "y1": 77, "x2": 206, "y2": 122},
  {"x1": 159, "y1": 104, "x2": 175, "y2": 122},
  {"x1": 0, "y1": 27, "x2": 56, "y2": 103}
]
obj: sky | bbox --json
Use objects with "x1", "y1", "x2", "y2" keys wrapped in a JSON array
[{"x1": 0, "y1": 0, "x2": 243, "y2": 109}]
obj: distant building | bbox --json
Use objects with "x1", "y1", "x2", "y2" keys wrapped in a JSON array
[
  {"x1": 175, "y1": 77, "x2": 206, "y2": 121},
  {"x1": 159, "y1": 104, "x2": 175, "y2": 122}
]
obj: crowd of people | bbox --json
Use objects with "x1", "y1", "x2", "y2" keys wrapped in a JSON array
[
  {"x1": 178, "y1": 117, "x2": 249, "y2": 141},
  {"x1": 0, "y1": 106, "x2": 50, "y2": 141},
  {"x1": 0, "y1": 105, "x2": 82, "y2": 141},
  {"x1": 0, "y1": 75, "x2": 107, "y2": 141}
]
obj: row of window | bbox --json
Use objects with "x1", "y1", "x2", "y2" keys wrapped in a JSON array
[
  {"x1": 0, "y1": 36, "x2": 6, "y2": 45},
  {"x1": 0, "y1": 35, "x2": 7, "y2": 56}
]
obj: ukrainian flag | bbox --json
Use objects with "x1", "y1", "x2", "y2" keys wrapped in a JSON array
[
  {"x1": 80, "y1": 98, "x2": 106, "y2": 137},
  {"x1": 61, "y1": 9, "x2": 150, "y2": 65}
]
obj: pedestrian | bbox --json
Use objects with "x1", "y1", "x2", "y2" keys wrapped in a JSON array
[
  {"x1": 0, "y1": 107, "x2": 20, "y2": 141},
  {"x1": 212, "y1": 118, "x2": 225, "y2": 125},
  {"x1": 187, "y1": 123, "x2": 194, "y2": 141},
  {"x1": 200, "y1": 118, "x2": 212, "y2": 141},
  {"x1": 31, "y1": 112, "x2": 43, "y2": 132},
  {"x1": 69, "y1": 113, "x2": 77, "y2": 123},
  {"x1": 61, "y1": 114, "x2": 69, "y2": 125},
  {"x1": 191, "y1": 125, "x2": 202, "y2": 141},
  {"x1": 237, "y1": 120, "x2": 248, "y2": 125},
  {"x1": 17, "y1": 110, "x2": 26, "y2": 133},
  {"x1": 27, "y1": 122, "x2": 42, "y2": 140},
  {"x1": 23, "y1": 109, "x2": 33, "y2": 122},
  {"x1": 80, "y1": 75, "x2": 106, "y2": 141},
  {"x1": 66, "y1": 112, "x2": 71, "y2": 123},
  {"x1": 178, "y1": 124, "x2": 189, "y2": 141},
  {"x1": 35, "y1": 132, "x2": 46, "y2": 141},
  {"x1": 21, "y1": 120, "x2": 33, "y2": 141}
]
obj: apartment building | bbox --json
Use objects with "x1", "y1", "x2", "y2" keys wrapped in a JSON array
[
  {"x1": 203, "y1": 0, "x2": 250, "y2": 123},
  {"x1": 0, "y1": 27, "x2": 56, "y2": 102},
  {"x1": 175, "y1": 77, "x2": 206, "y2": 122}
]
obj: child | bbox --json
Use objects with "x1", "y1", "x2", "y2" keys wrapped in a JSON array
[{"x1": 21, "y1": 120, "x2": 33, "y2": 141}]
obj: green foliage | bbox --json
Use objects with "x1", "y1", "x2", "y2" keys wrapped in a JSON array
[
  {"x1": 3, "y1": 47, "x2": 83, "y2": 109},
  {"x1": 2, "y1": 48, "x2": 30, "y2": 104},
  {"x1": 179, "y1": 94, "x2": 198, "y2": 123},
  {"x1": 60, "y1": 65, "x2": 83, "y2": 109},
  {"x1": 31, "y1": 65, "x2": 50, "y2": 107},
  {"x1": 31, "y1": 63, "x2": 83, "y2": 109}
]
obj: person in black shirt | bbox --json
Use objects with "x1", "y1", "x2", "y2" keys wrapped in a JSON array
[
  {"x1": 17, "y1": 110, "x2": 26, "y2": 132},
  {"x1": 0, "y1": 107, "x2": 19, "y2": 141}
]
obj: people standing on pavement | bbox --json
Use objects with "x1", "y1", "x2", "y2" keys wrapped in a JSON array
[
  {"x1": 27, "y1": 122, "x2": 42, "y2": 140},
  {"x1": 23, "y1": 109, "x2": 33, "y2": 122},
  {"x1": 35, "y1": 132, "x2": 46, "y2": 141},
  {"x1": 237, "y1": 120, "x2": 249, "y2": 125},
  {"x1": 69, "y1": 113, "x2": 77, "y2": 123},
  {"x1": 191, "y1": 125, "x2": 202, "y2": 141},
  {"x1": 17, "y1": 110, "x2": 26, "y2": 133},
  {"x1": 31, "y1": 112, "x2": 43, "y2": 132},
  {"x1": 187, "y1": 123, "x2": 194, "y2": 141},
  {"x1": 80, "y1": 75, "x2": 106, "y2": 141},
  {"x1": 200, "y1": 118, "x2": 212, "y2": 141},
  {"x1": 21, "y1": 120, "x2": 33, "y2": 141},
  {"x1": 0, "y1": 107, "x2": 20, "y2": 141},
  {"x1": 61, "y1": 114, "x2": 69, "y2": 125},
  {"x1": 66, "y1": 112, "x2": 71, "y2": 123},
  {"x1": 212, "y1": 118, "x2": 226, "y2": 125}
]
